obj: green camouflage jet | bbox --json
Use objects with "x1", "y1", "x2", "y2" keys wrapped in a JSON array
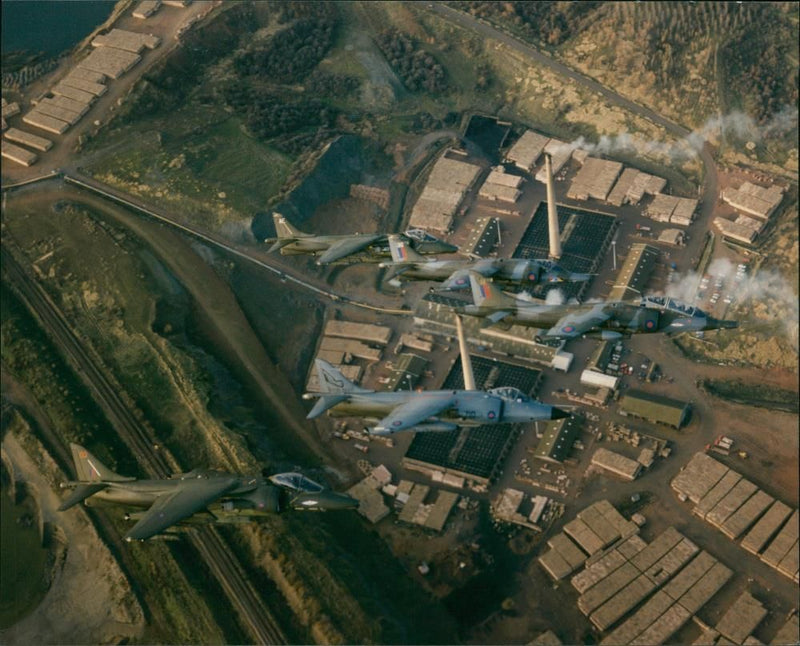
[
  {"x1": 58, "y1": 443, "x2": 357, "y2": 541},
  {"x1": 264, "y1": 212, "x2": 458, "y2": 265},
  {"x1": 457, "y1": 272, "x2": 738, "y2": 341}
]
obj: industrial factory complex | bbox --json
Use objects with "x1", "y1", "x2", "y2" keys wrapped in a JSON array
[{"x1": 291, "y1": 114, "x2": 796, "y2": 645}]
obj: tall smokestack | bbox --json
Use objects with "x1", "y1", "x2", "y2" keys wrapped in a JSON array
[{"x1": 545, "y1": 153, "x2": 562, "y2": 260}]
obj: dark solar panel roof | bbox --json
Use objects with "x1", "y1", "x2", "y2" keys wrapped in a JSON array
[
  {"x1": 404, "y1": 356, "x2": 541, "y2": 480},
  {"x1": 512, "y1": 203, "x2": 615, "y2": 299}
]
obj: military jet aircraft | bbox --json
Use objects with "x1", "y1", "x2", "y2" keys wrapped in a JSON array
[
  {"x1": 264, "y1": 212, "x2": 458, "y2": 265},
  {"x1": 379, "y1": 234, "x2": 593, "y2": 291},
  {"x1": 457, "y1": 272, "x2": 738, "y2": 341},
  {"x1": 58, "y1": 443, "x2": 357, "y2": 542},
  {"x1": 303, "y1": 337, "x2": 569, "y2": 436}
]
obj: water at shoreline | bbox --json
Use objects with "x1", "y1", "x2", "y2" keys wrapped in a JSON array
[{"x1": 2, "y1": 1, "x2": 115, "y2": 58}]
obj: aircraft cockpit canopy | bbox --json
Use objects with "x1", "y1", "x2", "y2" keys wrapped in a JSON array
[
  {"x1": 270, "y1": 472, "x2": 325, "y2": 493},
  {"x1": 404, "y1": 228, "x2": 439, "y2": 243},
  {"x1": 489, "y1": 386, "x2": 530, "y2": 403},
  {"x1": 642, "y1": 295, "x2": 698, "y2": 317}
]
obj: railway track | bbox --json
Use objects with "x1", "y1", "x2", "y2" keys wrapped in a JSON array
[{"x1": 1, "y1": 244, "x2": 287, "y2": 645}]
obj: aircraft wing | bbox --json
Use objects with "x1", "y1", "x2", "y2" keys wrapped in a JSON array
[
  {"x1": 125, "y1": 476, "x2": 240, "y2": 541},
  {"x1": 544, "y1": 304, "x2": 612, "y2": 338},
  {"x1": 481, "y1": 310, "x2": 514, "y2": 327},
  {"x1": 317, "y1": 235, "x2": 384, "y2": 264},
  {"x1": 372, "y1": 392, "x2": 457, "y2": 434}
]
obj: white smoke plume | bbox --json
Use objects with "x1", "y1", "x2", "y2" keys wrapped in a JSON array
[
  {"x1": 664, "y1": 258, "x2": 799, "y2": 346},
  {"x1": 552, "y1": 106, "x2": 798, "y2": 163},
  {"x1": 545, "y1": 288, "x2": 566, "y2": 305}
]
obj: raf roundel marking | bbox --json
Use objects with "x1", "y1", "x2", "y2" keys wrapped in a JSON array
[
  {"x1": 645, "y1": 320, "x2": 655, "y2": 329},
  {"x1": 563, "y1": 325, "x2": 575, "y2": 333},
  {"x1": 488, "y1": 411, "x2": 496, "y2": 419},
  {"x1": 457, "y1": 277, "x2": 467, "y2": 285},
  {"x1": 79, "y1": 450, "x2": 88, "y2": 459},
  {"x1": 528, "y1": 272, "x2": 537, "y2": 281},
  {"x1": 392, "y1": 420, "x2": 403, "y2": 427}
]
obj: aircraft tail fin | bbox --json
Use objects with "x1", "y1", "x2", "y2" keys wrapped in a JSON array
[
  {"x1": 69, "y1": 443, "x2": 131, "y2": 483},
  {"x1": 314, "y1": 359, "x2": 370, "y2": 394},
  {"x1": 389, "y1": 234, "x2": 426, "y2": 263},
  {"x1": 273, "y1": 212, "x2": 306, "y2": 239},
  {"x1": 468, "y1": 272, "x2": 517, "y2": 309}
]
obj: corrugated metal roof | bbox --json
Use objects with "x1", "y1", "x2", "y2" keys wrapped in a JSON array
[{"x1": 620, "y1": 389, "x2": 689, "y2": 428}]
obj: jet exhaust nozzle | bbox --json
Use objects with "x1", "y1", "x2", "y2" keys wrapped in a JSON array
[{"x1": 549, "y1": 407, "x2": 571, "y2": 421}]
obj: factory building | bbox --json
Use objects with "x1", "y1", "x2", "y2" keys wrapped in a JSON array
[
  {"x1": 567, "y1": 157, "x2": 623, "y2": 202},
  {"x1": 408, "y1": 152, "x2": 482, "y2": 232},
  {"x1": 324, "y1": 320, "x2": 392, "y2": 345},
  {"x1": 607, "y1": 243, "x2": 660, "y2": 302},
  {"x1": 133, "y1": 0, "x2": 162, "y2": 19},
  {"x1": 538, "y1": 500, "x2": 640, "y2": 580},
  {"x1": 619, "y1": 389, "x2": 690, "y2": 428},
  {"x1": 385, "y1": 353, "x2": 428, "y2": 392},
  {"x1": 534, "y1": 139, "x2": 572, "y2": 183},
  {"x1": 4, "y1": 128, "x2": 52, "y2": 152},
  {"x1": 347, "y1": 465, "x2": 392, "y2": 524},
  {"x1": 671, "y1": 452, "x2": 799, "y2": 583},
  {"x1": 591, "y1": 448, "x2": 642, "y2": 481},
  {"x1": 713, "y1": 215, "x2": 762, "y2": 245},
  {"x1": 606, "y1": 168, "x2": 667, "y2": 207},
  {"x1": 505, "y1": 130, "x2": 550, "y2": 172},
  {"x1": 645, "y1": 194, "x2": 698, "y2": 226},
  {"x1": 413, "y1": 292, "x2": 560, "y2": 366},
  {"x1": 581, "y1": 369, "x2": 619, "y2": 391},
  {"x1": 478, "y1": 168, "x2": 523, "y2": 203},
  {"x1": 721, "y1": 181, "x2": 785, "y2": 220},
  {"x1": 533, "y1": 416, "x2": 582, "y2": 463},
  {"x1": 464, "y1": 216, "x2": 500, "y2": 257},
  {"x1": 1, "y1": 140, "x2": 38, "y2": 167}
]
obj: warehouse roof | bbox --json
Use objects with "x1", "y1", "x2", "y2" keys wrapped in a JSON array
[
  {"x1": 534, "y1": 416, "x2": 582, "y2": 463},
  {"x1": 721, "y1": 181, "x2": 784, "y2": 220},
  {"x1": 506, "y1": 130, "x2": 549, "y2": 172},
  {"x1": 620, "y1": 388, "x2": 690, "y2": 428},
  {"x1": 466, "y1": 216, "x2": 499, "y2": 257},
  {"x1": 567, "y1": 157, "x2": 623, "y2": 202},
  {"x1": 608, "y1": 243, "x2": 660, "y2": 301}
]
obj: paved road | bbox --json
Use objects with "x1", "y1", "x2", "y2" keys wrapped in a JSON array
[{"x1": 1, "y1": 245, "x2": 287, "y2": 645}]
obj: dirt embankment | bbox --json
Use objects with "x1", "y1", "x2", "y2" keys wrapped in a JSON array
[{"x1": 0, "y1": 429, "x2": 144, "y2": 645}]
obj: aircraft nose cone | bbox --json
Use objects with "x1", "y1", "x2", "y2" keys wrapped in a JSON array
[
  {"x1": 320, "y1": 492, "x2": 359, "y2": 510},
  {"x1": 705, "y1": 317, "x2": 739, "y2": 330},
  {"x1": 550, "y1": 406, "x2": 571, "y2": 420}
]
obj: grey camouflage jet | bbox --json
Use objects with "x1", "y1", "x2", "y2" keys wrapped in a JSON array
[
  {"x1": 264, "y1": 212, "x2": 458, "y2": 265},
  {"x1": 303, "y1": 337, "x2": 569, "y2": 436},
  {"x1": 58, "y1": 443, "x2": 357, "y2": 541},
  {"x1": 379, "y1": 234, "x2": 592, "y2": 291},
  {"x1": 457, "y1": 272, "x2": 738, "y2": 341}
]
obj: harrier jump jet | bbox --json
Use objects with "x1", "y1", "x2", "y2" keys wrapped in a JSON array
[
  {"x1": 457, "y1": 272, "x2": 738, "y2": 341},
  {"x1": 303, "y1": 316, "x2": 569, "y2": 435},
  {"x1": 379, "y1": 234, "x2": 592, "y2": 291},
  {"x1": 58, "y1": 444, "x2": 357, "y2": 541},
  {"x1": 264, "y1": 212, "x2": 458, "y2": 265}
]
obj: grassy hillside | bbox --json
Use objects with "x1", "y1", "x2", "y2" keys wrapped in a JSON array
[{"x1": 462, "y1": 2, "x2": 799, "y2": 169}]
